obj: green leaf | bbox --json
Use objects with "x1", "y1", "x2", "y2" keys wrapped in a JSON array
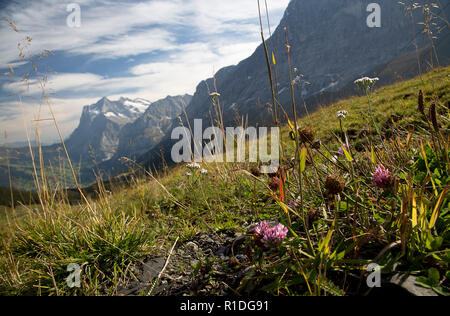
[
  {"x1": 300, "y1": 147, "x2": 307, "y2": 173},
  {"x1": 431, "y1": 236, "x2": 443, "y2": 250},
  {"x1": 416, "y1": 277, "x2": 432, "y2": 288},
  {"x1": 428, "y1": 268, "x2": 440, "y2": 286},
  {"x1": 371, "y1": 145, "x2": 376, "y2": 164},
  {"x1": 429, "y1": 188, "x2": 448, "y2": 229},
  {"x1": 342, "y1": 145, "x2": 353, "y2": 162},
  {"x1": 432, "y1": 286, "x2": 450, "y2": 296},
  {"x1": 426, "y1": 235, "x2": 443, "y2": 251}
]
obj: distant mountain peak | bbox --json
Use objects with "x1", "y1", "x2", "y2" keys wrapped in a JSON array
[
  {"x1": 83, "y1": 96, "x2": 151, "y2": 123},
  {"x1": 65, "y1": 94, "x2": 191, "y2": 163}
]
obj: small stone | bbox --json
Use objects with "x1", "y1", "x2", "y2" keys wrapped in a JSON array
[{"x1": 390, "y1": 274, "x2": 438, "y2": 296}]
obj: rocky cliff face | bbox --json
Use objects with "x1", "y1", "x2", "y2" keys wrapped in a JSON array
[
  {"x1": 66, "y1": 97, "x2": 150, "y2": 162},
  {"x1": 115, "y1": 94, "x2": 192, "y2": 160},
  {"x1": 140, "y1": 0, "x2": 450, "y2": 168}
]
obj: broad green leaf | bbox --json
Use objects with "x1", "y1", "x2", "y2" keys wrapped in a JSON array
[{"x1": 428, "y1": 268, "x2": 440, "y2": 286}]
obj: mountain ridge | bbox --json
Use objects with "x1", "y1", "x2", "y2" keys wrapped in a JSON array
[
  {"x1": 138, "y1": 0, "x2": 450, "y2": 170},
  {"x1": 0, "y1": 94, "x2": 192, "y2": 189},
  {"x1": 65, "y1": 96, "x2": 152, "y2": 162}
]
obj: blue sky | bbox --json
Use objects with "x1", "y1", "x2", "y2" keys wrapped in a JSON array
[{"x1": 0, "y1": 0, "x2": 290, "y2": 144}]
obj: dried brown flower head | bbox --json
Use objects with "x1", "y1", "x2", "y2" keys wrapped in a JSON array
[
  {"x1": 299, "y1": 127, "x2": 315, "y2": 143},
  {"x1": 290, "y1": 127, "x2": 315, "y2": 144},
  {"x1": 418, "y1": 90, "x2": 425, "y2": 116},
  {"x1": 324, "y1": 174, "x2": 345, "y2": 195},
  {"x1": 429, "y1": 103, "x2": 439, "y2": 132}
]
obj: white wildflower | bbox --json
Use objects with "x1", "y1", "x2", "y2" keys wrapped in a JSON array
[
  {"x1": 354, "y1": 77, "x2": 379, "y2": 91},
  {"x1": 187, "y1": 163, "x2": 201, "y2": 169},
  {"x1": 185, "y1": 172, "x2": 192, "y2": 177},
  {"x1": 200, "y1": 169, "x2": 208, "y2": 175},
  {"x1": 337, "y1": 110, "x2": 348, "y2": 119}
]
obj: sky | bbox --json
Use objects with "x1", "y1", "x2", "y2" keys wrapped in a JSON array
[{"x1": 0, "y1": 0, "x2": 290, "y2": 145}]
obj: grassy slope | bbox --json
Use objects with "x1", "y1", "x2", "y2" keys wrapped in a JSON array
[
  {"x1": 0, "y1": 67, "x2": 448, "y2": 295},
  {"x1": 282, "y1": 67, "x2": 449, "y2": 147}
]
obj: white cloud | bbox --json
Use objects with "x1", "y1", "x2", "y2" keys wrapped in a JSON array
[
  {"x1": 4, "y1": 73, "x2": 103, "y2": 96},
  {"x1": 0, "y1": 0, "x2": 289, "y2": 62},
  {"x1": 0, "y1": 0, "x2": 185, "y2": 62},
  {"x1": 0, "y1": 96, "x2": 98, "y2": 144},
  {"x1": 71, "y1": 29, "x2": 176, "y2": 59},
  {"x1": 0, "y1": 0, "x2": 291, "y2": 142}
]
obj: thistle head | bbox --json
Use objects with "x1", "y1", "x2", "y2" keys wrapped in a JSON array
[{"x1": 288, "y1": 200, "x2": 298, "y2": 209}]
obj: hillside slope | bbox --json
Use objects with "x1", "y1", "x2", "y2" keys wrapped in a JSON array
[{"x1": 1, "y1": 67, "x2": 448, "y2": 296}]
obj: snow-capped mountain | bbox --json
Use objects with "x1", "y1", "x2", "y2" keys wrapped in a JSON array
[
  {"x1": 66, "y1": 96, "x2": 152, "y2": 162},
  {"x1": 115, "y1": 94, "x2": 192, "y2": 160},
  {"x1": 81, "y1": 97, "x2": 150, "y2": 125},
  {"x1": 65, "y1": 95, "x2": 192, "y2": 164}
]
